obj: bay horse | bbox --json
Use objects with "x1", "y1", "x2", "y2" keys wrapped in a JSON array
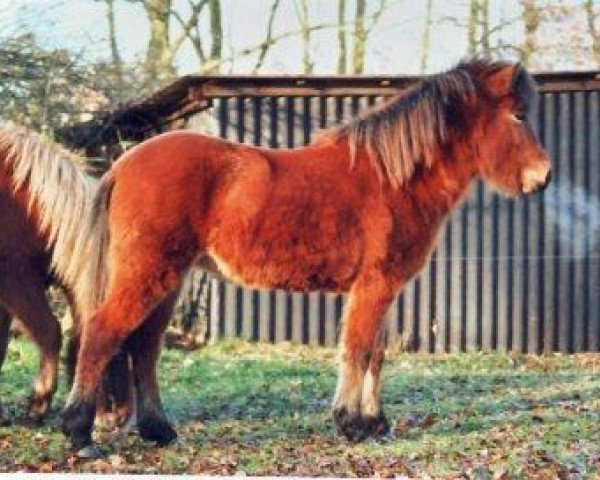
[
  {"x1": 61, "y1": 58, "x2": 551, "y2": 454},
  {"x1": 0, "y1": 124, "x2": 131, "y2": 425}
]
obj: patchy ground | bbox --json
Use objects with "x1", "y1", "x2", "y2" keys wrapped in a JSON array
[{"x1": 1, "y1": 338, "x2": 600, "y2": 478}]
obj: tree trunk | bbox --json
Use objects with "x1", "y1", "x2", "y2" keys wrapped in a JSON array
[
  {"x1": 480, "y1": 0, "x2": 489, "y2": 55},
  {"x1": 253, "y1": 0, "x2": 281, "y2": 72},
  {"x1": 297, "y1": 0, "x2": 313, "y2": 74},
  {"x1": 521, "y1": 0, "x2": 540, "y2": 66},
  {"x1": 420, "y1": 0, "x2": 433, "y2": 73},
  {"x1": 584, "y1": 0, "x2": 600, "y2": 67},
  {"x1": 205, "y1": 0, "x2": 222, "y2": 73},
  {"x1": 467, "y1": 0, "x2": 489, "y2": 55},
  {"x1": 353, "y1": 0, "x2": 366, "y2": 73},
  {"x1": 337, "y1": 0, "x2": 347, "y2": 74},
  {"x1": 143, "y1": 0, "x2": 175, "y2": 82},
  {"x1": 467, "y1": 0, "x2": 478, "y2": 55},
  {"x1": 104, "y1": 0, "x2": 123, "y2": 98}
]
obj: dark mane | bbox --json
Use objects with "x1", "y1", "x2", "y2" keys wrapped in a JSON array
[{"x1": 320, "y1": 58, "x2": 534, "y2": 187}]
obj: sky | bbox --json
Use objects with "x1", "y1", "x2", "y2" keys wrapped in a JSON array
[{"x1": 0, "y1": 0, "x2": 595, "y2": 75}]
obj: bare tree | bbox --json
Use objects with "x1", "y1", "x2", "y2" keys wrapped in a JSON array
[
  {"x1": 133, "y1": 0, "x2": 221, "y2": 79},
  {"x1": 337, "y1": 0, "x2": 347, "y2": 74},
  {"x1": 205, "y1": 0, "x2": 222, "y2": 73},
  {"x1": 353, "y1": 0, "x2": 387, "y2": 74},
  {"x1": 353, "y1": 0, "x2": 366, "y2": 73},
  {"x1": 420, "y1": 0, "x2": 433, "y2": 73},
  {"x1": 253, "y1": 0, "x2": 282, "y2": 72},
  {"x1": 100, "y1": 0, "x2": 124, "y2": 97},
  {"x1": 520, "y1": 0, "x2": 540, "y2": 66},
  {"x1": 143, "y1": 0, "x2": 174, "y2": 80},
  {"x1": 294, "y1": 0, "x2": 314, "y2": 73},
  {"x1": 584, "y1": 0, "x2": 600, "y2": 67},
  {"x1": 467, "y1": 0, "x2": 490, "y2": 55}
]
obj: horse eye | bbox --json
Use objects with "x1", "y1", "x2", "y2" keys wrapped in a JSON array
[{"x1": 514, "y1": 112, "x2": 526, "y2": 122}]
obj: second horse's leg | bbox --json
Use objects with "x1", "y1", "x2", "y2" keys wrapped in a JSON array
[
  {"x1": 0, "y1": 305, "x2": 11, "y2": 424},
  {"x1": 0, "y1": 275, "x2": 61, "y2": 422}
]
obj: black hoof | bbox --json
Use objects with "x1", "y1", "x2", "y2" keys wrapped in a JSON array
[
  {"x1": 138, "y1": 415, "x2": 177, "y2": 446},
  {"x1": 60, "y1": 400, "x2": 96, "y2": 451},
  {"x1": 363, "y1": 412, "x2": 390, "y2": 437},
  {"x1": 333, "y1": 407, "x2": 369, "y2": 442}
]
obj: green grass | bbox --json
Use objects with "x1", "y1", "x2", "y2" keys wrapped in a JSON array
[{"x1": 1, "y1": 338, "x2": 600, "y2": 477}]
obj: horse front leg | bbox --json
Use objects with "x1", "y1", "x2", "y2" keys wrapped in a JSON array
[
  {"x1": 360, "y1": 327, "x2": 389, "y2": 435},
  {"x1": 332, "y1": 276, "x2": 395, "y2": 441},
  {"x1": 0, "y1": 276, "x2": 61, "y2": 422}
]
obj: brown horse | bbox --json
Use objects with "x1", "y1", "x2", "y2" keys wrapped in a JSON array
[
  {"x1": 61, "y1": 59, "x2": 551, "y2": 454},
  {"x1": 0, "y1": 125, "x2": 130, "y2": 424}
]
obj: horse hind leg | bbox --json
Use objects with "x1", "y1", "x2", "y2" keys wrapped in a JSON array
[
  {"x1": 0, "y1": 305, "x2": 12, "y2": 424},
  {"x1": 66, "y1": 316, "x2": 134, "y2": 429},
  {"x1": 96, "y1": 349, "x2": 134, "y2": 429},
  {"x1": 61, "y1": 255, "x2": 188, "y2": 452},
  {"x1": 125, "y1": 290, "x2": 180, "y2": 444}
]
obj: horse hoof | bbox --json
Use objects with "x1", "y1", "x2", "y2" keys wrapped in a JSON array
[
  {"x1": 332, "y1": 407, "x2": 369, "y2": 442},
  {"x1": 77, "y1": 445, "x2": 105, "y2": 460},
  {"x1": 138, "y1": 415, "x2": 177, "y2": 446},
  {"x1": 60, "y1": 400, "x2": 95, "y2": 451},
  {"x1": 363, "y1": 413, "x2": 391, "y2": 437}
]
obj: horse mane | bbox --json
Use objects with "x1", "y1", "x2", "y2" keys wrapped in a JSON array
[
  {"x1": 321, "y1": 58, "x2": 530, "y2": 188},
  {"x1": 0, "y1": 123, "x2": 94, "y2": 289}
]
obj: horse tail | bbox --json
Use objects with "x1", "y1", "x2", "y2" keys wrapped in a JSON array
[{"x1": 73, "y1": 169, "x2": 116, "y2": 324}]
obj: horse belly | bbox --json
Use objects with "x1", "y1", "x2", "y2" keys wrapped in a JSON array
[
  {"x1": 205, "y1": 212, "x2": 362, "y2": 293},
  {"x1": 205, "y1": 242, "x2": 358, "y2": 293}
]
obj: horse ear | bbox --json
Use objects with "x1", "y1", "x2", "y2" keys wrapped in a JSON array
[{"x1": 485, "y1": 63, "x2": 519, "y2": 97}]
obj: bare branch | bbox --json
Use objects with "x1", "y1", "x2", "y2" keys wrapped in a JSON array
[{"x1": 253, "y1": 0, "x2": 282, "y2": 73}]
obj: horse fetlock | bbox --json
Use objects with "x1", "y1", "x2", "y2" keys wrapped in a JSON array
[
  {"x1": 26, "y1": 395, "x2": 51, "y2": 423},
  {"x1": 137, "y1": 414, "x2": 177, "y2": 445}
]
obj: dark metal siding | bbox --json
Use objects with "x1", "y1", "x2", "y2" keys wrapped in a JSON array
[{"x1": 181, "y1": 82, "x2": 600, "y2": 353}]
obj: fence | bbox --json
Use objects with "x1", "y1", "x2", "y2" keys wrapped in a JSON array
[{"x1": 175, "y1": 72, "x2": 600, "y2": 353}]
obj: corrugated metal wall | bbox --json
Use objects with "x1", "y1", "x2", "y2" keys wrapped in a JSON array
[{"x1": 182, "y1": 87, "x2": 600, "y2": 353}]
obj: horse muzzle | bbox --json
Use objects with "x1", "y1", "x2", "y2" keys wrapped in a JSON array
[{"x1": 521, "y1": 164, "x2": 552, "y2": 194}]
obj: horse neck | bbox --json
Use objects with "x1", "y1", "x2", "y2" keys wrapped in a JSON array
[
  {"x1": 1, "y1": 130, "x2": 95, "y2": 297},
  {"x1": 388, "y1": 142, "x2": 478, "y2": 226}
]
